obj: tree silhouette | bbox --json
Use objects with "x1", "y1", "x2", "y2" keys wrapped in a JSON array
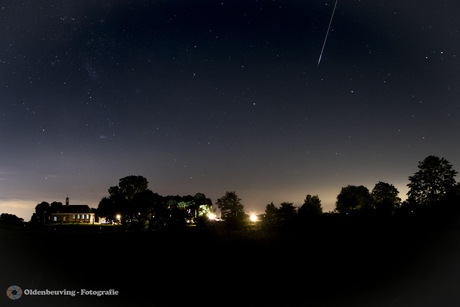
[
  {"x1": 298, "y1": 195, "x2": 322, "y2": 219},
  {"x1": 30, "y1": 201, "x2": 50, "y2": 224},
  {"x1": 336, "y1": 185, "x2": 373, "y2": 215},
  {"x1": 116, "y1": 175, "x2": 149, "y2": 201},
  {"x1": 216, "y1": 191, "x2": 246, "y2": 229},
  {"x1": 278, "y1": 202, "x2": 297, "y2": 228},
  {"x1": 193, "y1": 193, "x2": 214, "y2": 225},
  {"x1": 97, "y1": 176, "x2": 215, "y2": 229},
  {"x1": 371, "y1": 182, "x2": 401, "y2": 215},
  {"x1": 97, "y1": 197, "x2": 119, "y2": 223},
  {"x1": 407, "y1": 156, "x2": 457, "y2": 207},
  {"x1": 263, "y1": 202, "x2": 279, "y2": 229},
  {"x1": 101, "y1": 175, "x2": 150, "y2": 223},
  {"x1": 0, "y1": 213, "x2": 24, "y2": 229}
]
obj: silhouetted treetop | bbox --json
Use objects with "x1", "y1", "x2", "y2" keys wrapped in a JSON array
[
  {"x1": 263, "y1": 202, "x2": 279, "y2": 229},
  {"x1": 336, "y1": 185, "x2": 373, "y2": 215},
  {"x1": 278, "y1": 202, "x2": 297, "y2": 226},
  {"x1": 111, "y1": 175, "x2": 149, "y2": 201},
  {"x1": 216, "y1": 191, "x2": 246, "y2": 229},
  {"x1": 407, "y1": 156, "x2": 457, "y2": 206},
  {"x1": 372, "y1": 182, "x2": 401, "y2": 215},
  {"x1": 299, "y1": 195, "x2": 322, "y2": 218},
  {"x1": 30, "y1": 201, "x2": 51, "y2": 224}
]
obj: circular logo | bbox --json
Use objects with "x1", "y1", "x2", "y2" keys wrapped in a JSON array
[{"x1": 6, "y1": 285, "x2": 23, "y2": 300}]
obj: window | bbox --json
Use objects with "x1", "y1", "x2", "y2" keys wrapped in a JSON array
[
  {"x1": 77, "y1": 214, "x2": 80, "y2": 219},
  {"x1": 73, "y1": 215, "x2": 76, "y2": 219},
  {"x1": 53, "y1": 216, "x2": 57, "y2": 222}
]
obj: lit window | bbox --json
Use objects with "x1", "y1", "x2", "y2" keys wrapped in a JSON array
[{"x1": 53, "y1": 216, "x2": 57, "y2": 222}]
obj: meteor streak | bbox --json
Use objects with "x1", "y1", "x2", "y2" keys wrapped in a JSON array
[{"x1": 318, "y1": 0, "x2": 338, "y2": 66}]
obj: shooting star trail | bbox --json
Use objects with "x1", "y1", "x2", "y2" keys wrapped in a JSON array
[{"x1": 318, "y1": 0, "x2": 339, "y2": 66}]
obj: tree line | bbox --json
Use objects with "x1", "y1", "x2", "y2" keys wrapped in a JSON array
[
  {"x1": 25, "y1": 155, "x2": 460, "y2": 231},
  {"x1": 214, "y1": 155, "x2": 460, "y2": 230},
  {"x1": 97, "y1": 175, "x2": 213, "y2": 230}
]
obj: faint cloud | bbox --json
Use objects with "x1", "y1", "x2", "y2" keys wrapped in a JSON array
[{"x1": 0, "y1": 198, "x2": 38, "y2": 222}]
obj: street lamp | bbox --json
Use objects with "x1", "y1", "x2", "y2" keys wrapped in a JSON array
[
  {"x1": 208, "y1": 213, "x2": 216, "y2": 220},
  {"x1": 249, "y1": 214, "x2": 258, "y2": 222}
]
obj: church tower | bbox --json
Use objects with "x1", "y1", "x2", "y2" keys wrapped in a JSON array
[{"x1": 66, "y1": 196, "x2": 69, "y2": 206}]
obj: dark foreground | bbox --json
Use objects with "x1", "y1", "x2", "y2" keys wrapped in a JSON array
[{"x1": 2, "y1": 219, "x2": 460, "y2": 307}]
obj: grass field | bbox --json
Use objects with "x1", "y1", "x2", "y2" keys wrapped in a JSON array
[{"x1": 2, "y1": 220, "x2": 460, "y2": 306}]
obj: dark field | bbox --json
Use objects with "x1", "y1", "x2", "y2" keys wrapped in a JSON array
[{"x1": 2, "y1": 220, "x2": 460, "y2": 307}]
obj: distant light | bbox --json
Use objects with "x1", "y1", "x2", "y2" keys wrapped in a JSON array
[
  {"x1": 116, "y1": 214, "x2": 121, "y2": 220},
  {"x1": 208, "y1": 213, "x2": 216, "y2": 220},
  {"x1": 249, "y1": 214, "x2": 258, "y2": 222}
]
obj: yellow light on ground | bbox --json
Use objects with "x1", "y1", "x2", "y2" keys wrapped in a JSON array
[
  {"x1": 208, "y1": 213, "x2": 216, "y2": 220},
  {"x1": 249, "y1": 214, "x2": 258, "y2": 222}
]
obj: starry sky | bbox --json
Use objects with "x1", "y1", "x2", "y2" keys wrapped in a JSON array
[{"x1": 1, "y1": 0, "x2": 460, "y2": 220}]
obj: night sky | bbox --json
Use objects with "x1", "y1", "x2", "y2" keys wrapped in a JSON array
[{"x1": 2, "y1": 1, "x2": 460, "y2": 220}]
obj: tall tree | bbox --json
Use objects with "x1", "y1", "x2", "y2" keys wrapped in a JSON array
[
  {"x1": 298, "y1": 195, "x2": 323, "y2": 218},
  {"x1": 194, "y1": 193, "x2": 214, "y2": 220},
  {"x1": 407, "y1": 156, "x2": 457, "y2": 206},
  {"x1": 371, "y1": 182, "x2": 401, "y2": 215},
  {"x1": 97, "y1": 197, "x2": 119, "y2": 222},
  {"x1": 117, "y1": 175, "x2": 149, "y2": 200},
  {"x1": 263, "y1": 202, "x2": 279, "y2": 229},
  {"x1": 278, "y1": 202, "x2": 297, "y2": 228},
  {"x1": 101, "y1": 175, "x2": 150, "y2": 223},
  {"x1": 335, "y1": 185, "x2": 373, "y2": 215},
  {"x1": 216, "y1": 191, "x2": 246, "y2": 228},
  {"x1": 30, "y1": 201, "x2": 50, "y2": 224}
]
